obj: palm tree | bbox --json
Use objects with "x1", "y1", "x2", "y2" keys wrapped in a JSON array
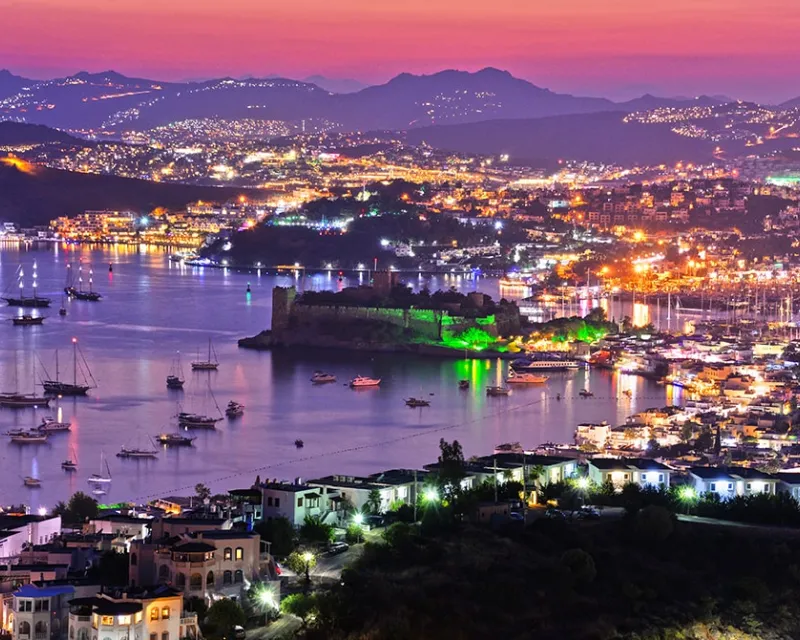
[
  {"x1": 528, "y1": 465, "x2": 546, "y2": 489},
  {"x1": 367, "y1": 489, "x2": 382, "y2": 515}
]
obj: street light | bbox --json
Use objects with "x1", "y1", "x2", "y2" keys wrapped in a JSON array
[
  {"x1": 423, "y1": 487, "x2": 439, "y2": 503},
  {"x1": 575, "y1": 477, "x2": 590, "y2": 490},
  {"x1": 352, "y1": 512, "x2": 364, "y2": 525},
  {"x1": 302, "y1": 551, "x2": 314, "y2": 583}
]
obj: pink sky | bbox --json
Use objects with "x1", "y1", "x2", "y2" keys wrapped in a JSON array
[{"x1": 2, "y1": 0, "x2": 799, "y2": 101}]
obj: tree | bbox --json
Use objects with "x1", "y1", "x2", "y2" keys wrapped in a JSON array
[
  {"x1": 366, "y1": 488, "x2": 382, "y2": 515},
  {"x1": 54, "y1": 491, "x2": 98, "y2": 524},
  {"x1": 694, "y1": 428, "x2": 714, "y2": 452},
  {"x1": 345, "y1": 523, "x2": 364, "y2": 544},
  {"x1": 560, "y1": 549, "x2": 597, "y2": 586},
  {"x1": 280, "y1": 593, "x2": 317, "y2": 628},
  {"x1": 184, "y1": 596, "x2": 208, "y2": 621},
  {"x1": 206, "y1": 599, "x2": 245, "y2": 639},
  {"x1": 286, "y1": 550, "x2": 317, "y2": 583},
  {"x1": 299, "y1": 514, "x2": 334, "y2": 545},
  {"x1": 528, "y1": 464, "x2": 546, "y2": 489},
  {"x1": 195, "y1": 483, "x2": 212, "y2": 503},
  {"x1": 436, "y1": 438, "x2": 466, "y2": 496},
  {"x1": 254, "y1": 517, "x2": 295, "y2": 557}
]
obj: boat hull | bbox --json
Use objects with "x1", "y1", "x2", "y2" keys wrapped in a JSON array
[
  {"x1": 3, "y1": 297, "x2": 51, "y2": 308},
  {"x1": 42, "y1": 381, "x2": 90, "y2": 396}
]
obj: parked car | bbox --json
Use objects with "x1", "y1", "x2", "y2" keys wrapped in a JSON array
[
  {"x1": 326, "y1": 541, "x2": 350, "y2": 556},
  {"x1": 233, "y1": 626, "x2": 246, "y2": 640},
  {"x1": 577, "y1": 506, "x2": 600, "y2": 519},
  {"x1": 509, "y1": 511, "x2": 525, "y2": 522},
  {"x1": 543, "y1": 508, "x2": 566, "y2": 520}
]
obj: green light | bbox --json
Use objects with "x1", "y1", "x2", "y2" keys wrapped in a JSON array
[
  {"x1": 424, "y1": 488, "x2": 439, "y2": 502},
  {"x1": 352, "y1": 512, "x2": 364, "y2": 525},
  {"x1": 576, "y1": 477, "x2": 589, "y2": 490},
  {"x1": 679, "y1": 486, "x2": 697, "y2": 501}
]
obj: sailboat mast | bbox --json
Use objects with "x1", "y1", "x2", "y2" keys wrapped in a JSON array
[
  {"x1": 72, "y1": 338, "x2": 77, "y2": 386},
  {"x1": 32, "y1": 262, "x2": 38, "y2": 299},
  {"x1": 55, "y1": 349, "x2": 59, "y2": 382},
  {"x1": 208, "y1": 338, "x2": 212, "y2": 362}
]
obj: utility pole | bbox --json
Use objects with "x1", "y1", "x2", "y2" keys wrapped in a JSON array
[
  {"x1": 413, "y1": 469, "x2": 418, "y2": 522},
  {"x1": 493, "y1": 456, "x2": 498, "y2": 504}
]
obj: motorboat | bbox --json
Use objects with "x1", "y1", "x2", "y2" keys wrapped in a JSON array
[
  {"x1": 511, "y1": 355, "x2": 582, "y2": 371},
  {"x1": 37, "y1": 417, "x2": 72, "y2": 432},
  {"x1": 12, "y1": 315, "x2": 44, "y2": 326},
  {"x1": 23, "y1": 476, "x2": 42, "y2": 487},
  {"x1": 350, "y1": 376, "x2": 381, "y2": 388},
  {"x1": 156, "y1": 433, "x2": 196, "y2": 446},
  {"x1": 294, "y1": 439, "x2": 304, "y2": 448},
  {"x1": 191, "y1": 338, "x2": 219, "y2": 370},
  {"x1": 486, "y1": 386, "x2": 511, "y2": 397},
  {"x1": 405, "y1": 397, "x2": 430, "y2": 407},
  {"x1": 458, "y1": 380, "x2": 470, "y2": 390},
  {"x1": 225, "y1": 401, "x2": 245, "y2": 418},
  {"x1": 311, "y1": 371, "x2": 337, "y2": 384},
  {"x1": 10, "y1": 430, "x2": 49, "y2": 444},
  {"x1": 167, "y1": 375, "x2": 184, "y2": 390},
  {"x1": 506, "y1": 371, "x2": 549, "y2": 384},
  {"x1": 61, "y1": 459, "x2": 77, "y2": 471},
  {"x1": 579, "y1": 389, "x2": 595, "y2": 398},
  {"x1": 494, "y1": 442, "x2": 524, "y2": 455}
]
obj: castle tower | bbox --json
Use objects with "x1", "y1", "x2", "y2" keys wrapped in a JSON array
[{"x1": 271, "y1": 286, "x2": 296, "y2": 334}]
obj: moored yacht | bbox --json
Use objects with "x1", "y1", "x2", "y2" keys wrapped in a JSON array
[
  {"x1": 506, "y1": 371, "x2": 549, "y2": 384},
  {"x1": 225, "y1": 401, "x2": 244, "y2": 418},
  {"x1": 23, "y1": 476, "x2": 42, "y2": 487},
  {"x1": 12, "y1": 315, "x2": 45, "y2": 326},
  {"x1": 311, "y1": 371, "x2": 337, "y2": 384},
  {"x1": 117, "y1": 446, "x2": 159, "y2": 459},
  {"x1": 37, "y1": 417, "x2": 72, "y2": 432},
  {"x1": 155, "y1": 433, "x2": 196, "y2": 446},
  {"x1": 486, "y1": 386, "x2": 511, "y2": 397},
  {"x1": 191, "y1": 338, "x2": 219, "y2": 370},
  {"x1": 405, "y1": 397, "x2": 430, "y2": 407},
  {"x1": 0, "y1": 393, "x2": 50, "y2": 409},
  {"x1": 350, "y1": 375, "x2": 381, "y2": 388},
  {"x1": 177, "y1": 412, "x2": 222, "y2": 428},
  {"x1": 10, "y1": 430, "x2": 49, "y2": 444},
  {"x1": 41, "y1": 339, "x2": 96, "y2": 396}
]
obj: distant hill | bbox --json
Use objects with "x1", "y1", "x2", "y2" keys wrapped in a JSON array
[
  {"x1": 406, "y1": 111, "x2": 715, "y2": 165},
  {"x1": 303, "y1": 75, "x2": 368, "y2": 94},
  {"x1": 0, "y1": 69, "x2": 33, "y2": 101},
  {"x1": 0, "y1": 161, "x2": 250, "y2": 226},
  {"x1": 780, "y1": 96, "x2": 800, "y2": 108},
  {"x1": 0, "y1": 67, "x2": 740, "y2": 132},
  {"x1": 0, "y1": 121, "x2": 80, "y2": 145}
]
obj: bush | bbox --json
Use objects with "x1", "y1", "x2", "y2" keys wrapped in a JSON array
[
  {"x1": 345, "y1": 523, "x2": 364, "y2": 544},
  {"x1": 560, "y1": 548, "x2": 597, "y2": 586},
  {"x1": 634, "y1": 505, "x2": 675, "y2": 542},
  {"x1": 254, "y1": 517, "x2": 296, "y2": 557}
]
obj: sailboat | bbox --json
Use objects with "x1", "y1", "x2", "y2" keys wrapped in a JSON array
[
  {"x1": 191, "y1": 338, "x2": 219, "y2": 371},
  {"x1": 177, "y1": 382, "x2": 223, "y2": 428},
  {"x1": 64, "y1": 262, "x2": 102, "y2": 301},
  {"x1": 88, "y1": 452, "x2": 112, "y2": 487},
  {"x1": 2, "y1": 262, "x2": 51, "y2": 308},
  {"x1": 62, "y1": 447, "x2": 78, "y2": 471},
  {"x1": 41, "y1": 339, "x2": 96, "y2": 396},
  {"x1": 117, "y1": 435, "x2": 159, "y2": 459},
  {"x1": 167, "y1": 352, "x2": 185, "y2": 389},
  {"x1": 0, "y1": 352, "x2": 51, "y2": 409}
]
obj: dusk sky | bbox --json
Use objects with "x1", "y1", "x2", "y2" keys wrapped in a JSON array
[{"x1": 2, "y1": 0, "x2": 799, "y2": 102}]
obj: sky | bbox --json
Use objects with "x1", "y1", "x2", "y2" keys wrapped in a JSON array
[{"x1": 2, "y1": 0, "x2": 800, "y2": 102}]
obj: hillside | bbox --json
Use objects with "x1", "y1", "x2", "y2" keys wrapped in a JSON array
[
  {"x1": 0, "y1": 69, "x2": 33, "y2": 101},
  {"x1": 0, "y1": 121, "x2": 80, "y2": 145},
  {"x1": 0, "y1": 161, "x2": 250, "y2": 226},
  {"x1": 406, "y1": 111, "x2": 715, "y2": 165}
]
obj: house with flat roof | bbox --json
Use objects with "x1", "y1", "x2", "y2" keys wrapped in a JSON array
[
  {"x1": 588, "y1": 458, "x2": 671, "y2": 490},
  {"x1": 257, "y1": 481, "x2": 330, "y2": 527},
  {"x1": 689, "y1": 466, "x2": 778, "y2": 498}
]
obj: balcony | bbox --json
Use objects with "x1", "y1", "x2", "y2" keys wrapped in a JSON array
[
  {"x1": 180, "y1": 616, "x2": 197, "y2": 625},
  {"x1": 35, "y1": 633, "x2": 48, "y2": 640}
]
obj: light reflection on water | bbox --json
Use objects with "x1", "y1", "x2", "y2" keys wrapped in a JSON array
[{"x1": 0, "y1": 245, "x2": 669, "y2": 506}]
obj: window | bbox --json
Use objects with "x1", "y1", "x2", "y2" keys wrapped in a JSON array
[
  {"x1": 101, "y1": 617, "x2": 114, "y2": 626},
  {"x1": 150, "y1": 634, "x2": 157, "y2": 640},
  {"x1": 158, "y1": 564, "x2": 170, "y2": 582},
  {"x1": 223, "y1": 570, "x2": 232, "y2": 585},
  {"x1": 297, "y1": 498, "x2": 303, "y2": 508},
  {"x1": 234, "y1": 570, "x2": 243, "y2": 584},
  {"x1": 35, "y1": 600, "x2": 49, "y2": 612},
  {"x1": 224, "y1": 547, "x2": 232, "y2": 560},
  {"x1": 710, "y1": 483, "x2": 716, "y2": 491},
  {"x1": 19, "y1": 600, "x2": 32, "y2": 612},
  {"x1": 206, "y1": 571, "x2": 214, "y2": 588},
  {"x1": 162, "y1": 633, "x2": 169, "y2": 640},
  {"x1": 658, "y1": 474, "x2": 664, "y2": 482},
  {"x1": 161, "y1": 607, "x2": 170, "y2": 620},
  {"x1": 235, "y1": 547, "x2": 243, "y2": 561},
  {"x1": 747, "y1": 483, "x2": 752, "y2": 490},
  {"x1": 19, "y1": 622, "x2": 31, "y2": 636},
  {"x1": 190, "y1": 573, "x2": 203, "y2": 591},
  {"x1": 117, "y1": 616, "x2": 131, "y2": 626},
  {"x1": 130, "y1": 553, "x2": 137, "y2": 566},
  {"x1": 267, "y1": 497, "x2": 273, "y2": 506},
  {"x1": 728, "y1": 483, "x2": 733, "y2": 490},
  {"x1": 175, "y1": 573, "x2": 186, "y2": 588},
  {"x1": 150, "y1": 608, "x2": 159, "y2": 621},
  {"x1": 275, "y1": 498, "x2": 280, "y2": 508},
  {"x1": 35, "y1": 621, "x2": 48, "y2": 635}
]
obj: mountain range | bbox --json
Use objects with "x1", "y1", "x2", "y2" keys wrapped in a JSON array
[{"x1": 0, "y1": 67, "x2": 733, "y2": 132}]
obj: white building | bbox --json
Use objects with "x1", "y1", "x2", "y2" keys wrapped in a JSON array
[
  {"x1": 0, "y1": 515, "x2": 62, "y2": 562},
  {"x1": 258, "y1": 481, "x2": 330, "y2": 527},
  {"x1": 688, "y1": 467, "x2": 778, "y2": 498},
  {"x1": 587, "y1": 458, "x2": 672, "y2": 490}
]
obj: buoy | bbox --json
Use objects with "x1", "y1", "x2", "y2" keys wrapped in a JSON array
[
  {"x1": 246, "y1": 283, "x2": 251, "y2": 293},
  {"x1": 108, "y1": 263, "x2": 113, "y2": 273}
]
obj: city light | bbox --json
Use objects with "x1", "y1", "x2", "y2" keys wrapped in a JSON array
[
  {"x1": 679, "y1": 486, "x2": 697, "y2": 502},
  {"x1": 352, "y1": 512, "x2": 364, "y2": 525},
  {"x1": 575, "y1": 477, "x2": 590, "y2": 490},
  {"x1": 424, "y1": 487, "x2": 439, "y2": 503}
]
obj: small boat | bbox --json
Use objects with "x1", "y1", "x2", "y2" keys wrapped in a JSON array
[
  {"x1": 91, "y1": 488, "x2": 107, "y2": 496},
  {"x1": 350, "y1": 376, "x2": 381, "y2": 388},
  {"x1": 294, "y1": 439, "x2": 304, "y2": 448},
  {"x1": 156, "y1": 433, "x2": 196, "y2": 446},
  {"x1": 37, "y1": 417, "x2": 72, "y2": 432},
  {"x1": 225, "y1": 401, "x2": 245, "y2": 418},
  {"x1": 486, "y1": 386, "x2": 511, "y2": 397},
  {"x1": 2, "y1": 263, "x2": 51, "y2": 308},
  {"x1": 494, "y1": 442, "x2": 524, "y2": 455},
  {"x1": 579, "y1": 389, "x2": 594, "y2": 398},
  {"x1": 12, "y1": 315, "x2": 44, "y2": 326},
  {"x1": 311, "y1": 371, "x2": 337, "y2": 384},
  {"x1": 88, "y1": 452, "x2": 112, "y2": 484},
  {"x1": 178, "y1": 412, "x2": 222, "y2": 428},
  {"x1": 405, "y1": 397, "x2": 430, "y2": 407},
  {"x1": 58, "y1": 306, "x2": 67, "y2": 317},
  {"x1": 167, "y1": 352, "x2": 185, "y2": 389},
  {"x1": 10, "y1": 430, "x2": 49, "y2": 444},
  {"x1": 64, "y1": 263, "x2": 102, "y2": 301},
  {"x1": 191, "y1": 338, "x2": 219, "y2": 371},
  {"x1": 41, "y1": 340, "x2": 95, "y2": 396},
  {"x1": 0, "y1": 393, "x2": 50, "y2": 409},
  {"x1": 458, "y1": 380, "x2": 470, "y2": 390},
  {"x1": 23, "y1": 476, "x2": 42, "y2": 487},
  {"x1": 62, "y1": 447, "x2": 78, "y2": 471},
  {"x1": 117, "y1": 446, "x2": 158, "y2": 459},
  {"x1": 622, "y1": 389, "x2": 632, "y2": 398},
  {"x1": 506, "y1": 372, "x2": 549, "y2": 384}
]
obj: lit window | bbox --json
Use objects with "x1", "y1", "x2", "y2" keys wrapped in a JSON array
[
  {"x1": 134, "y1": 613, "x2": 142, "y2": 624},
  {"x1": 101, "y1": 617, "x2": 114, "y2": 626},
  {"x1": 161, "y1": 608, "x2": 170, "y2": 620},
  {"x1": 117, "y1": 616, "x2": 131, "y2": 626},
  {"x1": 150, "y1": 609, "x2": 159, "y2": 621},
  {"x1": 235, "y1": 547, "x2": 243, "y2": 560},
  {"x1": 224, "y1": 547, "x2": 232, "y2": 560}
]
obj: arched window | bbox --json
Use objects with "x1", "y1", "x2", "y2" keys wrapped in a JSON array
[
  {"x1": 70, "y1": 628, "x2": 75, "y2": 639},
  {"x1": 150, "y1": 608, "x2": 159, "y2": 621},
  {"x1": 158, "y1": 565, "x2": 170, "y2": 582},
  {"x1": 206, "y1": 571, "x2": 214, "y2": 589},
  {"x1": 78, "y1": 629, "x2": 89, "y2": 640},
  {"x1": 175, "y1": 573, "x2": 186, "y2": 588},
  {"x1": 19, "y1": 622, "x2": 31, "y2": 635},
  {"x1": 35, "y1": 621, "x2": 48, "y2": 635},
  {"x1": 161, "y1": 608, "x2": 170, "y2": 620},
  {"x1": 130, "y1": 553, "x2": 137, "y2": 566},
  {"x1": 223, "y1": 570, "x2": 232, "y2": 585},
  {"x1": 223, "y1": 547, "x2": 232, "y2": 561},
  {"x1": 233, "y1": 570, "x2": 243, "y2": 584},
  {"x1": 235, "y1": 547, "x2": 243, "y2": 561},
  {"x1": 189, "y1": 573, "x2": 202, "y2": 591}
]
